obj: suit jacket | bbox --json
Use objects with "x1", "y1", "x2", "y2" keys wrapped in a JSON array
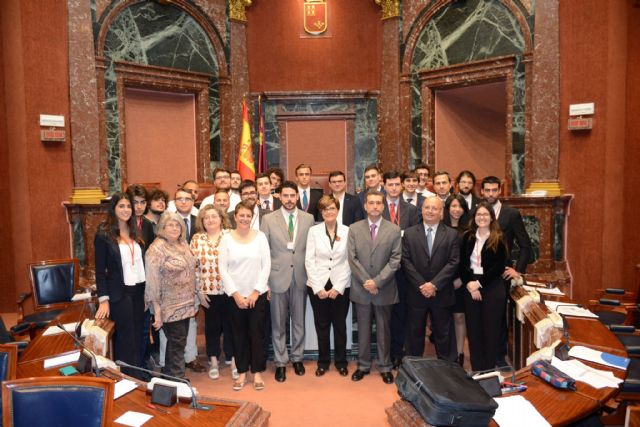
[
  {"x1": 297, "y1": 188, "x2": 323, "y2": 218},
  {"x1": 460, "y1": 193, "x2": 482, "y2": 211},
  {"x1": 260, "y1": 209, "x2": 315, "y2": 293},
  {"x1": 459, "y1": 232, "x2": 508, "y2": 287},
  {"x1": 347, "y1": 218, "x2": 401, "y2": 306},
  {"x1": 402, "y1": 193, "x2": 425, "y2": 209},
  {"x1": 382, "y1": 198, "x2": 421, "y2": 230},
  {"x1": 497, "y1": 203, "x2": 532, "y2": 273},
  {"x1": 335, "y1": 192, "x2": 364, "y2": 226},
  {"x1": 140, "y1": 216, "x2": 156, "y2": 250},
  {"x1": 258, "y1": 196, "x2": 281, "y2": 211},
  {"x1": 305, "y1": 223, "x2": 351, "y2": 294},
  {"x1": 402, "y1": 222, "x2": 460, "y2": 307},
  {"x1": 94, "y1": 230, "x2": 146, "y2": 304},
  {"x1": 184, "y1": 214, "x2": 197, "y2": 243},
  {"x1": 357, "y1": 187, "x2": 386, "y2": 216}
]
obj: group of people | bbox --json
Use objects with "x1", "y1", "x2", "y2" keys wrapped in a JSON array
[{"x1": 93, "y1": 162, "x2": 532, "y2": 391}]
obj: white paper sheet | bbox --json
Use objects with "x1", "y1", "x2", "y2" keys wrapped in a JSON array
[
  {"x1": 114, "y1": 411, "x2": 153, "y2": 427},
  {"x1": 544, "y1": 301, "x2": 599, "y2": 318},
  {"x1": 551, "y1": 357, "x2": 623, "y2": 389},
  {"x1": 493, "y1": 395, "x2": 551, "y2": 427},
  {"x1": 71, "y1": 292, "x2": 92, "y2": 301},
  {"x1": 42, "y1": 322, "x2": 78, "y2": 336},
  {"x1": 43, "y1": 351, "x2": 80, "y2": 368},
  {"x1": 114, "y1": 379, "x2": 139, "y2": 400},
  {"x1": 568, "y1": 345, "x2": 630, "y2": 370},
  {"x1": 523, "y1": 285, "x2": 565, "y2": 296}
]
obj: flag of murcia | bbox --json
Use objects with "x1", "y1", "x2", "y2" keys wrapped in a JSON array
[{"x1": 304, "y1": 0, "x2": 327, "y2": 35}]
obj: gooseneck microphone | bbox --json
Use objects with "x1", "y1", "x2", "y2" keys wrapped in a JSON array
[
  {"x1": 553, "y1": 304, "x2": 581, "y2": 361},
  {"x1": 115, "y1": 360, "x2": 212, "y2": 411},
  {"x1": 55, "y1": 321, "x2": 100, "y2": 377}
]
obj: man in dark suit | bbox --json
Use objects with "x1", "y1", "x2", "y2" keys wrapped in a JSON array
[
  {"x1": 433, "y1": 171, "x2": 454, "y2": 203},
  {"x1": 295, "y1": 163, "x2": 323, "y2": 218},
  {"x1": 402, "y1": 196, "x2": 460, "y2": 361},
  {"x1": 481, "y1": 175, "x2": 532, "y2": 366},
  {"x1": 456, "y1": 170, "x2": 481, "y2": 211},
  {"x1": 357, "y1": 164, "x2": 386, "y2": 211},
  {"x1": 174, "y1": 188, "x2": 197, "y2": 244},
  {"x1": 348, "y1": 190, "x2": 402, "y2": 384},
  {"x1": 401, "y1": 171, "x2": 426, "y2": 208},
  {"x1": 328, "y1": 170, "x2": 363, "y2": 226},
  {"x1": 257, "y1": 173, "x2": 281, "y2": 211},
  {"x1": 381, "y1": 171, "x2": 421, "y2": 367}
]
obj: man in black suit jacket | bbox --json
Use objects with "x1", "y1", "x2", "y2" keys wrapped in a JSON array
[
  {"x1": 402, "y1": 196, "x2": 460, "y2": 361},
  {"x1": 456, "y1": 170, "x2": 481, "y2": 211},
  {"x1": 328, "y1": 170, "x2": 363, "y2": 226},
  {"x1": 174, "y1": 188, "x2": 197, "y2": 243},
  {"x1": 256, "y1": 173, "x2": 282, "y2": 211},
  {"x1": 401, "y1": 171, "x2": 426, "y2": 208},
  {"x1": 295, "y1": 163, "x2": 323, "y2": 218},
  {"x1": 357, "y1": 164, "x2": 386, "y2": 215},
  {"x1": 382, "y1": 171, "x2": 421, "y2": 367}
]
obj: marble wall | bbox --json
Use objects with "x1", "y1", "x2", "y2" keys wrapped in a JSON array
[
  {"x1": 98, "y1": 1, "x2": 221, "y2": 192},
  {"x1": 255, "y1": 97, "x2": 378, "y2": 189},
  {"x1": 407, "y1": 0, "x2": 531, "y2": 194}
]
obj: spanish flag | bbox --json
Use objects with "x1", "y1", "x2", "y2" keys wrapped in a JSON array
[{"x1": 237, "y1": 100, "x2": 256, "y2": 180}]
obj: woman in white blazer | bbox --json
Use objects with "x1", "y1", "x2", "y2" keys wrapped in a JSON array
[{"x1": 305, "y1": 195, "x2": 351, "y2": 377}]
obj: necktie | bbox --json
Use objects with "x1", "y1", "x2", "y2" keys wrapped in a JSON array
[
  {"x1": 427, "y1": 227, "x2": 433, "y2": 255},
  {"x1": 407, "y1": 198, "x2": 413, "y2": 205},
  {"x1": 288, "y1": 214, "x2": 294, "y2": 241},
  {"x1": 184, "y1": 218, "x2": 190, "y2": 234},
  {"x1": 302, "y1": 190, "x2": 309, "y2": 211},
  {"x1": 370, "y1": 223, "x2": 377, "y2": 242},
  {"x1": 390, "y1": 202, "x2": 397, "y2": 224},
  {"x1": 264, "y1": 200, "x2": 270, "y2": 210}
]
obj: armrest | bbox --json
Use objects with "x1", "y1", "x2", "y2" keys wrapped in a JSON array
[
  {"x1": 599, "y1": 298, "x2": 621, "y2": 306},
  {"x1": 10, "y1": 322, "x2": 33, "y2": 336},
  {"x1": 609, "y1": 325, "x2": 636, "y2": 333},
  {"x1": 604, "y1": 288, "x2": 626, "y2": 295},
  {"x1": 16, "y1": 291, "x2": 32, "y2": 305}
]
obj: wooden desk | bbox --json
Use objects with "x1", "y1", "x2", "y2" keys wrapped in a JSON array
[{"x1": 17, "y1": 306, "x2": 270, "y2": 427}]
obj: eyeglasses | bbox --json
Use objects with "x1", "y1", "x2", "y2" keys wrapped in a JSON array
[
  {"x1": 241, "y1": 191, "x2": 257, "y2": 196},
  {"x1": 175, "y1": 197, "x2": 193, "y2": 203},
  {"x1": 215, "y1": 175, "x2": 230, "y2": 181}
]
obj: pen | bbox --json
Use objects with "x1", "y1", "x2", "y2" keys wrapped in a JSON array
[
  {"x1": 501, "y1": 386, "x2": 527, "y2": 393},
  {"x1": 146, "y1": 403, "x2": 170, "y2": 414}
]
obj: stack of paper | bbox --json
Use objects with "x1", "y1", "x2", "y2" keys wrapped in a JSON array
[
  {"x1": 493, "y1": 395, "x2": 551, "y2": 427},
  {"x1": 523, "y1": 284, "x2": 565, "y2": 296},
  {"x1": 544, "y1": 301, "x2": 599, "y2": 319},
  {"x1": 42, "y1": 322, "x2": 78, "y2": 336},
  {"x1": 568, "y1": 345, "x2": 630, "y2": 370},
  {"x1": 551, "y1": 357, "x2": 623, "y2": 389}
]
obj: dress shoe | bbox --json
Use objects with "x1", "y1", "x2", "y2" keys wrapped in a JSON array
[
  {"x1": 315, "y1": 367, "x2": 326, "y2": 377},
  {"x1": 275, "y1": 367, "x2": 286, "y2": 382},
  {"x1": 293, "y1": 362, "x2": 305, "y2": 376},
  {"x1": 381, "y1": 372, "x2": 394, "y2": 384},
  {"x1": 185, "y1": 360, "x2": 207, "y2": 373},
  {"x1": 337, "y1": 367, "x2": 349, "y2": 377},
  {"x1": 351, "y1": 369, "x2": 369, "y2": 382}
]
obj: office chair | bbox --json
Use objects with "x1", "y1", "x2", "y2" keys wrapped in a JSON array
[
  {"x1": 0, "y1": 344, "x2": 18, "y2": 427},
  {"x1": 2, "y1": 376, "x2": 114, "y2": 427},
  {"x1": 17, "y1": 258, "x2": 79, "y2": 336},
  {"x1": 587, "y1": 298, "x2": 636, "y2": 327}
]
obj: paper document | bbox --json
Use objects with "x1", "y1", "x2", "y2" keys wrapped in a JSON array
[
  {"x1": 551, "y1": 357, "x2": 623, "y2": 388},
  {"x1": 71, "y1": 292, "x2": 92, "y2": 301},
  {"x1": 42, "y1": 322, "x2": 79, "y2": 336},
  {"x1": 493, "y1": 395, "x2": 551, "y2": 427},
  {"x1": 523, "y1": 285, "x2": 565, "y2": 296},
  {"x1": 568, "y1": 345, "x2": 630, "y2": 370},
  {"x1": 114, "y1": 411, "x2": 153, "y2": 427},
  {"x1": 114, "y1": 379, "x2": 139, "y2": 400},
  {"x1": 147, "y1": 377, "x2": 195, "y2": 399},
  {"x1": 544, "y1": 301, "x2": 599, "y2": 318},
  {"x1": 43, "y1": 351, "x2": 80, "y2": 368}
]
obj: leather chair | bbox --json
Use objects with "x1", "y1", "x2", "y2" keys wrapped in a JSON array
[
  {"x1": 0, "y1": 317, "x2": 28, "y2": 354},
  {"x1": 2, "y1": 377, "x2": 114, "y2": 427},
  {"x1": 0, "y1": 344, "x2": 18, "y2": 427},
  {"x1": 17, "y1": 259, "x2": 79, "y2": 337},
  {"x1": 587, "y1": 298, "x2": 636, "y2": 326}
]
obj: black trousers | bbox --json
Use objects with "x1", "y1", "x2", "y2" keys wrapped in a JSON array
[
  {"x1": 110, "y1": 283, "x2": 145, "y2": 376},
  {"x1": 307, "y1": 287, "x2": 350, "y2": 369},
  {"x1": 464, "y1": 277, "x2": 506, "y2": 371},
  {"x1": 228, "y1": 293, "x2": 268, "y2": 374},
  {"x1": 162, "y1": 318, "x2": 190, "y2": 378},
  {"x1": 203, "y1": 294, "x2": 234, "y2": 360},
  {"x1": 390, "y1": 270, "x2": 409, "y2": 359},
  {"x1": 406, "y1": 302, "x2": 457, "y2": 361}
]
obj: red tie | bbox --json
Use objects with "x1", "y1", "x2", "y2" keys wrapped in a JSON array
[{"x1": 390, "y1": 202, "x2": 397, "y2": 224}]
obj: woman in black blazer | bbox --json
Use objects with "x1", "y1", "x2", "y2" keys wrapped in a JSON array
[
  {"x1": 460, "y1": 202, "x2": 508, "y2": 371},
  {"x1": 94, "y1": 192, "x2": 146, "y2": 376}
]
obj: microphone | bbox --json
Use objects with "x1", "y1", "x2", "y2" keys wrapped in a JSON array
[
  {"x1": 552, "y1": 304, "x2": 581, "y2": 361},
  {"x1": 115, "y1": 360, "x2": 211, "y2": 411},
  {"x1": 55, "y1": 321, "x2": 100, "y2": 377}
]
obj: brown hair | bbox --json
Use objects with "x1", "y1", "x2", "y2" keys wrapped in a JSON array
[
  {"x1": 195, "y1": 204, "x2": 231, "y2": 232},
  {"x1": 465, "y1": 201, "x2": 504, "y2": 252},
  {"x1": 317, "y1": 195, "x2": 340, "y2": 212}
]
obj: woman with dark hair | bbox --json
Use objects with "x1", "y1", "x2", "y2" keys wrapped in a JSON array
[
  {"x1": 219, "y1": 201, "x2": 270, "y2": 391},
  {"x1": 145, "y1": 212, "x2": 198, "y2": 379},
  {"x1": 94, "y1": 192, "x2": 146, "y2": 376},
  {"x1": 305, "y1": 195, "x2": 351, "y2": 377},
  {"x1": 190, "y1": 204, "x2": 237, "y2": 381},
  {"x1": 443, "y1": 194, "x2": 470, "y2": 366},
  {"x1": 460, "y1": 202, "x2": 508, "y2": 371}
]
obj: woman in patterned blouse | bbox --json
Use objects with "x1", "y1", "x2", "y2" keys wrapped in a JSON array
[
  {"x1": 190, "y1": 204, "x2": 236, "y2": 381},
  {"x1": 145, "y1": 212, "x2": 198, "y2": 379}
]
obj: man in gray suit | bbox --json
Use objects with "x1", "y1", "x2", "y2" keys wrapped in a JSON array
[
  {"x1": 348, "y1": 190, "x2": 402, "y2": 384},
  {"x1": 260, "y1": 180, "x2": 315, "y2": 383}
]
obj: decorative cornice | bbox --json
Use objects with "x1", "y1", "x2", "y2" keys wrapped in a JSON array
[
  {"x1": 229, "y1": 0, "x2": 252, "y2": 22},
  {"x1": 375, "y1": 0, "x2": 400, "y2": 20}
]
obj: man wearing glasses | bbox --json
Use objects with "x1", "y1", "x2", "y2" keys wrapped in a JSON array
[
  {"x1": 327, "y1": 170, "x2": 363, "y2": 226},
  {"x1": 200, "y1": 168, "x2": 241, "y2": 212}
]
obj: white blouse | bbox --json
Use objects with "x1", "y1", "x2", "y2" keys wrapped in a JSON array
[
  {"x1": 219, "y1": 231, "x2": 271, "y2": 297},
  {"x1": 119, "y1": 241, "x2": 145, "y2": 286}
]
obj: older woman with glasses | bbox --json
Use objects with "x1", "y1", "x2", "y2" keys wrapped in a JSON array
[
  {"x1": 145, "y1": 212, "x2": 198, "y2": 379},
  {"x1": 305, "y1": 195, "x2": 351, "y2": 377}
]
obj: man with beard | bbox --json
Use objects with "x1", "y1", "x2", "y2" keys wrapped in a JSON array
[
  {"x1": 456, "y1": 170, "x2": 481, "y2": 211},
  {"x1": 145, "y1": 188, "x2": 168, "y2": 231}
]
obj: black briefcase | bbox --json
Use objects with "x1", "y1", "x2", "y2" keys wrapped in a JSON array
[{"x1": 396, "y1": 357, "x2": 498, "y2": 426}]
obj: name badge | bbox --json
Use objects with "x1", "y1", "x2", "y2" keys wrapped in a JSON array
[
  {"x1": 400, "y1": 230, "x2": 404, "y2": 237},
  {"x1": 473, "y1": 267, "x2": 484, "y2": 275},
  {"x1": 287, "y1": 242, "x2": 295, "y2": 251}
]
